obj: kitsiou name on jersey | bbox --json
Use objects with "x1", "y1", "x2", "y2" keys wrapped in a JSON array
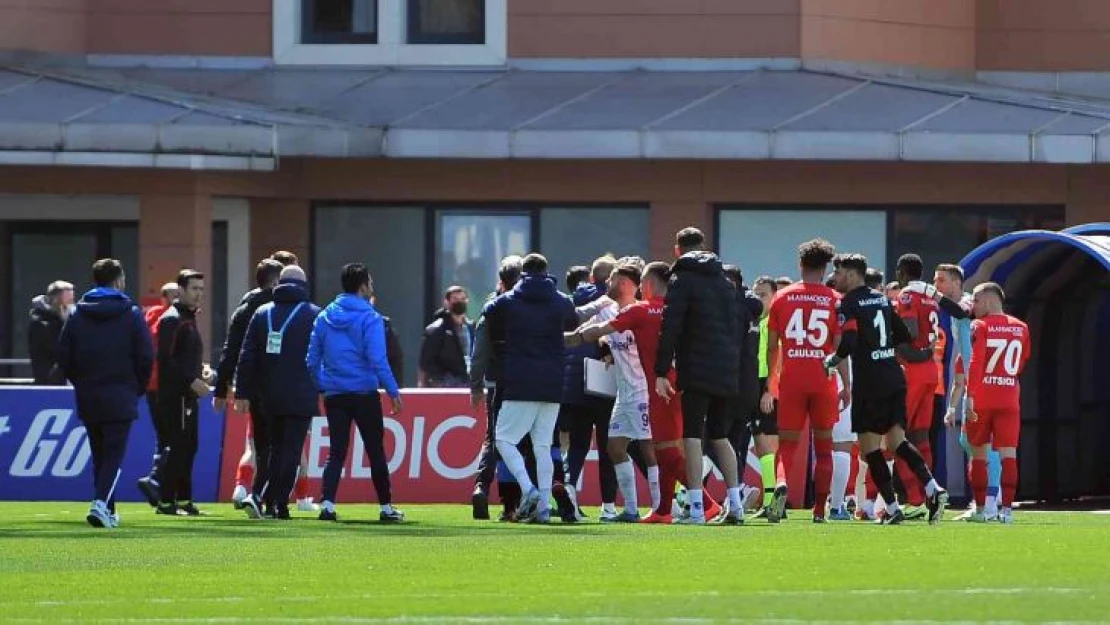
[
  {"x1": 871, "y1": 348, "x2": 896, "y2": 360},
  {"x1": 983, "y1": 376, "x2": 1017, "y2": 387}
]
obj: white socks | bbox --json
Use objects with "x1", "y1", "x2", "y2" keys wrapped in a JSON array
[
  {"x1": 831, "y1": 451, "x2": 851, "y2": 511},
  {"x1": 647, "y1": 465, "x2": 661, "y2": 512},
  {"x1": 984, "y1": 495, "x2": 998, "y2": 517},
  {"x1": 495, "y1": 439, "x2": 535, "y2": 493},
  {"x1": 726, "y1": 486, "x2": 743, "y2": 513},
  {"x1": 688, "y1": 489, "x2": 705, "y2": 518},
  {"x1": 924, "y1": 478, "x2": 939, "y2": 497},
  {"x1": 615, "y1": 460, "x2": 638, "y2": 515}
]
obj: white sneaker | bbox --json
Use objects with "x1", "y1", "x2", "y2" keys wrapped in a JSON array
[
  {"x1": 232, "y1": 485, "x2": 248, "y2": 509},
  {"x1": 599, "y1": 506, "x2": 619, "y2": 522},
  {"x1": 86, "y1": 500, "x2": 113, "y2": 528},
  {"x1": 296, "y1": 497, "x2": 320, "y2": 512},
  {"x1": 998, "y1": 507, "x2": 1014, "y2": 524},
  {"x1": 741, "y1": 484, "x2": 762, "y2": 512},
  {"x1": 108, "y1": 512, "x2": 120, "y2": 528}
]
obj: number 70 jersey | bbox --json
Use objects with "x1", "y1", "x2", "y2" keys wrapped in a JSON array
[{"x1": 968, "y1": 313, "x2": 1031, "y2": 410}]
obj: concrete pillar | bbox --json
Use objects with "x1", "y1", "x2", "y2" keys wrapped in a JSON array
[
  {"x1": 139, "y1": 192, "x2": 213, "y2": 352},
  {"x1": 1065, "y1": 169, "x2": 1110, "y2": 226},
  {"x1": 649, "y1": 201, "x2": 712, "y2": 261},
  {"x1": 249, "y1": 198, "x2": 311, "y2": 273}
]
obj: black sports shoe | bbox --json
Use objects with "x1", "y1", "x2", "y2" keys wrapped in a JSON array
[
  {"x1": 927, "y1": 487, "x2": 949, "y2": 525},
  {"x1": 471, "y1": 486, "x2": 490, "y2": 520},
  {"x1": 319, "y1": 508, "x2": 338, "y2": 522},
  {"x1": 498, "y1": 509, "x2": 515, "y2": 522},
  {"x1": 880, "y1": 508, "x2": 906, "y2": 525},
  {"x1": 274, "y1": 504, "x2": 291, "y2": 520},
  {"x1": 136, "y1": 477, "x2": 161, "y2": 508},
  {"x1": 380, "y1": 508, "x2": 405, "y2": 523},
  {"x1": 155, "y1": 503, "x2": 177, "y2": 516},
  {"x1": 552, "y1": 483, "x2": 575, "y2": 520},
  {"x1": 812, "y1": 514, "x2": 827, "y2": 524},
  {"x1": 766, "y1": 485, "x2": 788, "y2": 524},
  {"x1": 177, "y1": 502, "x2": 203, "y2": 516}
]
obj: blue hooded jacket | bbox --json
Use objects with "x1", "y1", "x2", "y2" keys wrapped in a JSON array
[
  {"x1": 307, "y1": 293, "x2": 400, "y2": 398},
  {"x1": 236, "y1": 280, "x2": 321, "y2": 416},
  {"x1": 57, "y1": 287, "x2": 153, "y2": 423},
  {"x1": 483, "y1": 273, "x2": 577, "y2": 404},
  {"x1": 561, "y1": 282, "x2": 607, "y2": 404}
]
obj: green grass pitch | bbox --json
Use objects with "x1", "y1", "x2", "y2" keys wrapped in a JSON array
[{"x1": 1, "y1": 503, "x2": 1109, "y2": 624}]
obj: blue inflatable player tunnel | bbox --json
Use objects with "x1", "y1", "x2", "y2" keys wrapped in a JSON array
[{"x1": 960, "y1": 224, "x2": 1110, "y2": 503}]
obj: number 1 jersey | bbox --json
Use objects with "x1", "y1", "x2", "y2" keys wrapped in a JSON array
[{"x1": 836, "y1": 286, "x2": 910, "y2": 398}]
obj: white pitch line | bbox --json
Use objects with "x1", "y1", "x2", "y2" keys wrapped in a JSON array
[{"x1": 4, "y1": 587, "x2": 1096, "y2": 609}]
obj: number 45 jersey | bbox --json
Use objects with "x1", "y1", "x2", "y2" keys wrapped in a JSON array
[
  {"x1": 837, "y1": 286, "x2": 913, "y2": 398},
  {"x1": 968, "y1": 314, "x2": 1030, "y2": 411},
  {"x1": 768, "y1": 282, "x2": 841, "y2": 395}
]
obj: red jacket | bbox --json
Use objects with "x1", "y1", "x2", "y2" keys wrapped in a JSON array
[{"x1": 144, "y1": 304, "x2": 168, "y2": 391}]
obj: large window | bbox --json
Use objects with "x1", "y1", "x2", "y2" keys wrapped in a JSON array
[
  {"x1": 436, "y1": 212, "x2": 530, "y2": 311},
  {"x1": 302, "y1": 0, "x2": 377, "y2": 44},
  {"x1": 408, "y1": 0, "x2": 484, "y2": 44},
  {"x1": 276, "y1": 0, "x2": 505, "y2": 66}
]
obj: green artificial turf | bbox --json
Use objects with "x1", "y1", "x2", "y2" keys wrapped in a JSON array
[{"x1": 1, "y1": 503, "x2": 1108, "y2": 623}]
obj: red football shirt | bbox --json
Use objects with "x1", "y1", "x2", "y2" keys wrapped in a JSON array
[
  {"x1": 767, "y1": 282, "x2": 840, "y2": 394},
  {"x1": 610, "y1": 298, "x2": 677, "y2": 408},
  {"x1": 896, "y1": 288, "x2": 942, "y2": 386},
  {"x1": 968, "y1": 314, "x2": 1030, "y2": 410}
]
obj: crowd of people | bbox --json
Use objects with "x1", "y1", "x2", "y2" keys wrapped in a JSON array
[{"x1": 47, "y1": 224, "x2": 1029, "y2": 529}]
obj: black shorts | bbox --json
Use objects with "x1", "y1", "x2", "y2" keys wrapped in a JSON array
[
  {"x1": 747, "y1": 377, "x2": 778, "y2": 436},
  {"x1": 682, "y1": 390, "x2": 737, "y2": 441},
  {"x1": 851, "y1": 389, "x2": 907, "y2": 435}
]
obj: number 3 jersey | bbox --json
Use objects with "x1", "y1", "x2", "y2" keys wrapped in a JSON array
[
  {"x1": 968, "y1": 313, "x2": 1030, "y2": 411},
  {"x1": 768, "y1": 282, "x2": 841, "y2": 394},
  {"x1": 836, "y1": 286, "x2": 912, "y2": 397},
  {"x1": 896, "y1": 283, "x2": 940, "y2": 387}
]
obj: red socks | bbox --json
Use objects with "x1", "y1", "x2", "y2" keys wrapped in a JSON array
[
  {"x1": 656, "y1": 446, "x2": 683, "y2": 515},
  {"x1": 1001, "y1": 457, "x2": 1018, "y2": 508},
  {"x1": 776, "y1": 439, "x2": 798, "y2": 487},
  {"x1": 971, "y1": 458, "x2": 988, "y2": 507},
  {"x1": 813, "y1": 438, "x2": 832, "y2": 516},
  {"x1": 848, "y1": 444, "x2": 860, "y2": 497},
  {"x1": 293, "y1": 474, "x2": 309, "y2": 500},
  {"x1": 236, "y1": 463, "x2": 254, "y2": 487}
]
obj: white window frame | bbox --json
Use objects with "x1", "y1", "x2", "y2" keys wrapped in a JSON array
[{"x1": 273, "y1": 0, "x2": 507, "y2": 66}]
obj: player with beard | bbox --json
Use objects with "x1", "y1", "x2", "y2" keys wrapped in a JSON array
[{"x1": 826, "y1": 254, "x2": 948, "y2": 524}]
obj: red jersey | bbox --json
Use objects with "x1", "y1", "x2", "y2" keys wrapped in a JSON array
[
  {"x1": 968, "y1": 314, "x2": 1030, "y2": 410},
  {"x1": 767, "y1": 282, "x2": 840, "y2": 394},
  {"x1": 610, "y1": 298, "x2": 674, "y2": 389},
  {"x1": 896, "y1": 287, "x2": 941, "y2": 386}
]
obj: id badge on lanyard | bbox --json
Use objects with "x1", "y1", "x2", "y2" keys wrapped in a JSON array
[{"x1": 266, "y1": 303, "x2": 306, "y2": 355}]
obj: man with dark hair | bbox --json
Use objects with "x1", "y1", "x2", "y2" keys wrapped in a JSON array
[
  {"x1": 565, "y1": 265, "x2": 590, "y2": 293},
  {"x1": 483, "y1": 253, "x2": 578, "y2": 523},
  {"x1": 654, "y1": 227, "x2": 747, "y2": 525},
  {"x1": 893, "y1": 252, "x2": 942, "y2": 519},
  {"x1": 764, "y1": 238, "x2": 843, "y2": 523},
  {"x1": 137, "y1": 269, "x2": 208, "y2": 516},
  {"x1": 561, "y1": 254, "x2": 621, "y2": 521},
  {"x1": 270, "y1": 250, "x2": 299, "y2": 267},
  {"x1": 864, "y1": 268, "x2": 885, "y2": 290},
  {"x1": 827, "y1": 253, "x2": 948, "y2": 524},
  {"x1": 469, "y1": 254, "x2": 523, "y2": 519},
  {"x1": 29, "y1": 280, "x2": 74, "y2": 385},
  {"x1": 234, "y1": 265, "x2": 321, "y2": 520},
  {"x1": 419, "y1": 286, "x2": 473, "y2": 388},
  {"x1": 58, "y1": 259, "x2": 153, "y2": 528},
  {"x1": 309, "y1": 263, "x2": 403, "y2": 522},
  {"x1": 216, "y1": 258, "x2": 284, "y2": 507}
]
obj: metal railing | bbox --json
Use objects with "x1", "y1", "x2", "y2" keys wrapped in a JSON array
[{"x1": 0, "y1": 358, "x2": 34, "y2": 385}]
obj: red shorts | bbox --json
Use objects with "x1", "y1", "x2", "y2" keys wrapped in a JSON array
[
  {"x1": 778, "y1": 387, "x2": 838, "y2": 432},
  {"x1": 650, "y1": 397, "x2": 683, "y2": 443},
  {"x1": 965, "y1": 407, "x2": 1020, "y2": 449},
  {"x1": 905, "y1": 381, "x2": 935, "y2": 431}
]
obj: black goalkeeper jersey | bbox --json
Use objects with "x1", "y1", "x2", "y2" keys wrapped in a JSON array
[{"x1": 836, "y1": 286, "x2": 910, "y2": 398}]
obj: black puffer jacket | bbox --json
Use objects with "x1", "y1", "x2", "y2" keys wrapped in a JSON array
[
  {"x1": 737, "y1": 286, "x2": 763, "y2": 398},
  {"x1": 28, "y1": 296, "x2": 66, "y2": 385},
  {"x1": 654, "y1": 252, "x2": 742, "y2": 397}
]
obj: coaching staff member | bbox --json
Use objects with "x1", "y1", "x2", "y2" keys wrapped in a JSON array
[
  {"x1": 234, "y1": 265, "x2": 320, "y2": 520},
  {"x1": 58, "y1": 259, "x2": 153, "y2": 528},
  {"x1": 138, "y1": 269, "x2": 208, "y2": 516},
  {"x1": 654, "y1": 227, "x2": 747, "y2": 525},
  {"x1": 308, "y1": 263, "x2": 404, "y2": 523}
]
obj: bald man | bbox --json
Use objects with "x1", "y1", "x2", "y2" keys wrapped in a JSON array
[{"x1": 233, "y1": 265, "x2": 322, "y2": 519}]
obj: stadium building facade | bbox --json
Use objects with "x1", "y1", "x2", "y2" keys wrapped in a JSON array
[{"x1": 0, "y1": 1, "x2": 1108, "y2": 499}]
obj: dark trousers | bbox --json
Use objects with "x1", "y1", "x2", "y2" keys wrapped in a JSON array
[
  {"x1": 322, "y1": 394, "x2": 391, "y2": 505},
  {"x1": 86, "y1": 419, "x2": 132, "y2": 512},
  {"x1": 248, "y1": 403, "x2": 274, "y2": 504},
  {"x1": 266, "y1": 415, "x2": 312, "y2": 507},
  {"x1": 565, "y1": 397, "x2": 618, "y2": 503},
  {"x1": 145, "y1": 391, "x2": 167, "y2": 450},
  {"x1": 156, "y1": 394, "x2": 198, "y2": 504},
  {"x1": 474, "y1": 387, "x2": 503, "y2": 492}
]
